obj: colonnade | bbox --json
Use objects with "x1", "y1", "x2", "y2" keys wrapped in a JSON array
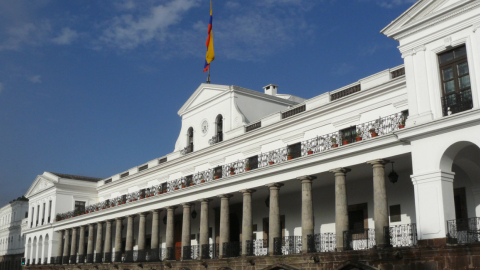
[{"x1": 54, "y1": 159, "x2": 390, "y2": 264}]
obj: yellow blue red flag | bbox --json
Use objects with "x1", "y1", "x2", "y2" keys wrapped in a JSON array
[{"x1": 204, "y1": 0, "x2": 215, "y2": 72}]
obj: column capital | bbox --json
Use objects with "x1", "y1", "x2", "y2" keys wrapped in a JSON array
[
  {"x1": 217, "y1": 194, "x2": 234, "y2": 199},
  {"x1": 329, "y1": 167, "x2": 351, "y2": 175},
  {"x1": 105, "y1": 219, "x2": 115, "y2": 223},
  {"x1": 266, "y1": 183, "x2": 284, "y2": 189},
  {"x1": 115, "y1": 217, "x2": 125, "y2": 221},
  {"x1": 296, "y1": 175, "x2": 317, "y2": 182},
  {"x1": 181, "y1": 202, "x2": 194, "y2": 207},
  {"x1": 198, "y1": 198, "x2": 213, "y2": 203},
  {"x1": 152, "y1": 209, "x2": 163, "y2": 213},
  {"x1": 239, "y1": 189, "x2": 256, "y2": 194},
  {"x1": 366, "y1": 159, "x2": 390, "y2": 166},
  {"x1": 165, "y1": 206, "x2": 178, "y2": 211},
  {"x1": 139, "y1": 212, "x2": 150, "y2": 217}
]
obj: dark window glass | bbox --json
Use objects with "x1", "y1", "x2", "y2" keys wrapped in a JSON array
[
  {"x1": 389, "y1": 205, "x2": 401, "y2": 222},
  {"x1": 187, "y1": 127, "x2": 194, "y2": 153},
  {"x1": 216, "y1": 115, "x2": 223, "y2": 142},
  {"x1": 138, "y1": 164, "x2": 148, "y2": 172},
  {"x1": 439, "y1": 45, "x2": 472, "y2": 116},
  {"x1": 213, "y1": 166, "x2": 222, "y2": 179},
  {"x1": 74, "y1": 201, "x2": 86, "y2": 213},
  {"x1": 340, "y1": 126, "x2": 357, "y2": 144},
  {"x1": 287, "y1": 143, "x2": 301, "y2": 159},
  {"x1": 247, "y1": 156, "x2": 258, "y2": 171}
]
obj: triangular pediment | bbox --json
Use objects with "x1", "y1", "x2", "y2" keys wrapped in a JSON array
[
  {"x1": 177, "y1": 83, "x2": 230, "y2": 116},
  {"x1": 25, "y1": 174, "x2": 57, "y2": 198},
  {"x1": 381, "y1": 0, "x2": 476, "y2": 39}
]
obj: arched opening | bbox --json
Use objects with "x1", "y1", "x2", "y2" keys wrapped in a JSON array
[
  {"x1": 216, "y1": 115, "x2": 223, "y2": 142},
  {"x1": 440, "y1": 141, "x2": 480, "y2": 243},
  {"x1": 44, "y1": 234, "x2": 49, "y2": 264},
  {"x1": 38, "y1": 236, "x2": 43, "y2": 264},
  {"x1": 32, "y1": 237, "x2": 37, "y2": 265},
  {"x1": 187, "y1": 127, "x2": 194, "y2": 153},
  {"x1": 262, "y1": 264, "x2": 300, "y2": 270},
  {"x1": 26, "y1": 238, "x2": 31, "y2": 265}
]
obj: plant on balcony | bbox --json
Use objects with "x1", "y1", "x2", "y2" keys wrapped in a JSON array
[
  {"x1": 331, "y1": 137, "x2": 338, "y2": 148},
  {"x1": 356, "y1": 129, "x2": 363, "y2": 142},
  {"x1": 230, "y1": 167, "x2": 235, "y2": 175},
  {"x1": 399, "y1": 119, "x2": 405, "y2": 129},
  {"x1": 55, "y1": 214, "x2": 61, "y2": 222},
  {"x1": 369, "y1": 128, "x2": 378, "y2": 137},
  {"x1": 342, "y1": 136, "x2": 349, "y2": 146},
  {"x1": 245, "y1": 161, "x2": 250, "y2": 172}
]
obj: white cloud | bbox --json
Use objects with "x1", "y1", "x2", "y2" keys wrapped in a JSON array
[
  {"x1": 100, "y1": 0, "x2": 200, "y2": 50},
  {"x1": 28, "y1": 75, "x2": 42, "y2": 83},
  {"x1": 0, "y1": 21, "x2": 52, "y2": 51},
  {"x1": 51, "y1": 27, "x2": 78, "y2": 45},
  {"x1": 374, "y1": 0, "x2": 416, "y2": 8}
]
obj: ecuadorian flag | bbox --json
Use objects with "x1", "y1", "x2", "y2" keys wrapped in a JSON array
[{"x1": 203, "y1": 0, "x2": 215, "y2": 72}]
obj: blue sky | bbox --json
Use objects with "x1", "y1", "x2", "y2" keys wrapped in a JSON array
[{"x1": 0, "y1": 0, "x2": 416, "y2": 204}]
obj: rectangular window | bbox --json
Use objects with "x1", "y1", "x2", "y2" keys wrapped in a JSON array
[
  {"x1": 340, "y1": 126, "x2": 357, "y2": 144},
  {"x1": 138, "y1": 164, "x2": 148, "y2": 171},
  {"x1": 185, "y1": 175, "x2": 193, "y2": 186},
  {"x1": 74, "y1": 201, "x2": 86, "y2": 214},
  {"x1": 104, "y1": 179, "x2": 112, "y2": 184},
  {"x1": 48, "y1": 200, "x2": 52, "y2": 219},
  {"x1": 246, "y1": 156, "x2": 258, "y2": 171},
  {"x1": 389, "y1": 205, "x2": 401, "y2": 222},
  {"x1": 120, "y1": 172, "x2": 129, "y2": 178},
  {"x1": 43, "y1": 203, "x2": 46, "y2": 219},
  {"x1": 439, "y1": 45, "x2": 473, "y2": 116},
  {"x1": 348, "y1": 203, "x2": 368, "y2": 233},
  {"x1": 213, "y1": 166, "x2": 222, "y2": 179},
  {"x1": 287, "y1": 143, "x2": 301, "y2": 159}
]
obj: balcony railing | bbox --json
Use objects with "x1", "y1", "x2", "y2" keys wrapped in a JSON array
[
  {"x1": 384, "y1": 223, "x2": 417, "y2": 247},
  {"x1": 182, "y1": 245, "x2": 199, "y2": 260},
  {"x1": 209, "y1": 133, "x2": 223, "y2": 145},
  {"x1": 344, "y1": 229, "x2": 376, "y2": 251},
  {"x1": 447, "y1": 217, "x2": 480, "y2": 245},
  {"x1": 56, "y1": 112, "x2": 407, "y2": 221},
  {"x1": 441, "y1": 89, "x2": 473, "y2": 116},
  {"x1": 222, "y1": 242, "x2": 241, "y2": 258}
]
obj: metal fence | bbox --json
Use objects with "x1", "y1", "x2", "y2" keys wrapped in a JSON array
[
  {"x1": 385, "y1": 224, "x2": 417, "y2": 247},
  {"x1": 344, "y1": 229, "x2": 376, "y2": 251},
  {"x1": 447, "y1": 217, "x2": 480, "y2": 244}
]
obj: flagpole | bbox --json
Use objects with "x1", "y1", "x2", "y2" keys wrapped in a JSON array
[{"x1": 207, "y1": 67, "x2": 211, "y2": 84}]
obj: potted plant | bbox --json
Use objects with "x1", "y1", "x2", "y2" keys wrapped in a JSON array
[
  {"x1": 163, "y1": 188, "x2": 167, "y2": 194},
  {"x1": 230, "y1": 167, "x2": 235, "y2": 175},
  {"x1": 200, "y1": 175, "x2": 206, "y2": 183},
  {"x1": 307, "y1": 148, "x2": 313, "y2": 155},
  {"x1": 175, "y1": 185, "x2": 179, "y2": 190},
  {"x1": 245, "y1": 161, "x2": 250, "y2": 172},
  {"x1": 342, "y1": 136, "x2": 349, "y2": 146},
  {"x1": 369, "y1": 128, "x2": 378, "y2": 137},
  {"x1": 56, "y1": 214, "x2": 61, "y2": 222},
  {"x1": 287, "y1": 153, "x2": 293, "y2": 160},
  {"x1": 331, "y1": 137, "x2": 338, "y2": 148},
  {"x1": 399, "y1": 119, "x2": 405, "y2": 129},
  {"x1": 214, "y1": 174, "x2": 220, "y2": 179},
  {"x1": 181, "y1": 183, "x2": 186, "y2": 188},
  {"x1": 356, "y1": 129, "x2": 362, "y2": 142},
  {"x1": 269, "y1": 160, "x2": 274, "y2": 165}
]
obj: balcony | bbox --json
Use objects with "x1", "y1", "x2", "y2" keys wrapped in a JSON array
[
  {"x1": 447, "y1": 217, "x2": 480, "y2": 245},
  {"x1": 441, "y1": 89, "x2": 473, "y2": 116}
]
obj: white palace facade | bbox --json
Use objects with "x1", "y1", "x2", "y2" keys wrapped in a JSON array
[{"x1": 21, "y1": 0, "x2": 480, "y2": 269}]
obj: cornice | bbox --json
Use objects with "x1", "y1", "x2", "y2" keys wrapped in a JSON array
[{"x1": 390, "y1": 0, "x2": 479, "y2": 41}]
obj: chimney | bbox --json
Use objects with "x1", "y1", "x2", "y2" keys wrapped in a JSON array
[{"x1": 263, "y1": 84, "x2": 278, "y2": 96}]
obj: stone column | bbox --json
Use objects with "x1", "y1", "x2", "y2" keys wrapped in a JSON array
[
  {"x1": 78, "y1": 226, "x2": 85, "y2": 263},
  {"x1": 114, "y1": 218, "x2": 123, "y2": 262},
  {"x1": 298, "y1": 175, "x2": 317, "y2": 253},
  {"x1": 198, "y1": 199, "x2": 212, "y2": 259},
  {"x1": 62, "y1": 229, "x2": 70, "y2": 264},
  {"x1": 104, "y1": 220, "x2": 113, "y2": 262},
  {"x1": 367, "y1": 159, "x2": 390, "y2": 247},
  {"x1": 240, "y1": 189, "x2": 256, "y2": 256},
  {"x1": 165, "y1": 206, "x2": 177, "y2": 260},
  {"x1": 330, "y1": 167, "x2": 351, "y2": 251},
  {"x1": 70, "y1": 227, "x2": 78, "y2": 263},
  {"x1": 218, "y1": 194, "x2": 233, "y2": 258},
  {"x1": 138, "y1": 212, "x2": 148, "y2": 261},
  {"x1": 95, "y1": 222, "x2": 104, "y2": 263},
  {"x1": 181, "y1": 203, "x2": 192, "y2": 259},
  {"x1": 151, "y1": 210, "x2": 161, "y2": 250},
  {"x1": 125, "y1": 215, "x2": 134, "y2": 260},
  {"x1": 86, "y1": 224, "x2": 94, "y2": 263},
  {"x1": 56, "y1": 230, "x2": 64, "y2": 263},
  {"x1": 138, "y1": 213, "x2": 148, "y2": 250},
  {"x1": 266, "y1": 183, "x2": 284, "y2": 255}
]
